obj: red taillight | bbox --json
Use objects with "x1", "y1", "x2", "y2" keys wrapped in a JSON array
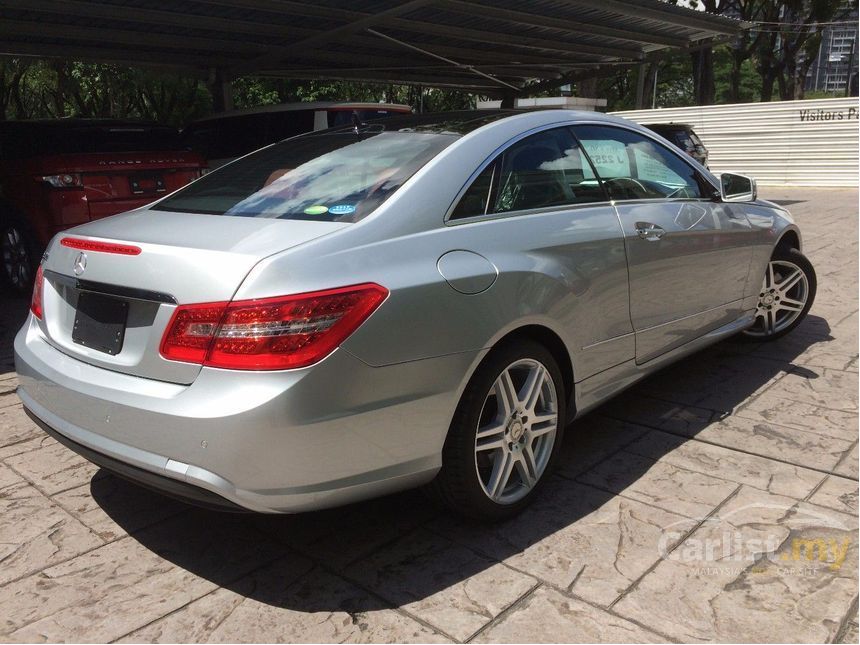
[
  {"x1": 160, "y1": 284, "x2": 388, "y2": 370},
  {"x1": 30, "y1": 265, "x2": 44, "y2": 319},
  {"x1": 60, "y1": 238, "x2": 142, "y2": 256},
  {"x1": 40, "y1": 173, "x2": 83, "y2": 189},
  {"x1": 158, "y1": 302, "x2": 226, "y2": 365}
]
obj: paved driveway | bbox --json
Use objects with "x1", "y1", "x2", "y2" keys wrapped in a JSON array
[{"x1": 0, "y1": 188, "x2": 856, "y2": 643}]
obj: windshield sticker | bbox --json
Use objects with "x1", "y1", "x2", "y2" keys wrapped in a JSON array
[
  {"x1": 303, "y1": 205, "x2": 329, "y2": 216},
  {"x1": 329, "y1": 204, "x2": 356, "y2": 215}
]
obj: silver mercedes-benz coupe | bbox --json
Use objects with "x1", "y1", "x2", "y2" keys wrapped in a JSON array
[{"x1": 14, "y1": 109, "x2": 816, "y2": 519}]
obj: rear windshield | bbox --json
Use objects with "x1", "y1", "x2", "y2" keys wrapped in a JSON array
[
  {"x1": 670, "y1": 131, "x2": 695, "y2": 149},
  {"x1": 0, "y1": 124, "x2": 185, "y2": 158},
  {"x1": 154, "y1": 128, "x2": 455, "y2": 222},
  {"x1": 688, "y1": 131, "x2": 705, "y2": 147}
]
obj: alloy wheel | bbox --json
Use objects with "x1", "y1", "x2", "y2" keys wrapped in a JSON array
[
  {"x1": 1, "y1": 226, "x2": 32, "y2": 291},
  {"x1": 745, "y1": 259, "x2": 810, "y2": 338},
  {"x1": 474, "y1": 358, "x2": 558, "y2": 504}
]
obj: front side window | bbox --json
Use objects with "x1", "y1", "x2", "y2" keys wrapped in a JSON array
[
  {"x1": 155, "y1": 129, "x2": 455, "y2": 222},
  {"x1": 450, "y1": 127, "x2": 605, "y2": 219},
  {"x1": 573, "y1": 125, "x2": 704, "y2": 201}
]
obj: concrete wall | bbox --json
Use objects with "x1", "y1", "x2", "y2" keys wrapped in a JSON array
[{"x1": 612, "y1": 97, "x2": 859, "y2": 186}]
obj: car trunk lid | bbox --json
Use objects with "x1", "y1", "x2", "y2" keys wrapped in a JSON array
[{"x1": 38, "y1": 209, "x2": 348, "y2": 384}]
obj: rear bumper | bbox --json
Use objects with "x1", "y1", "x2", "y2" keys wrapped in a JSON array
[
  {"x1": 14, "y1": 314, "x2": 482, "y2": 512},
  {"x1": 24, "y1": 405, "x2": 247, "y2": 512}
]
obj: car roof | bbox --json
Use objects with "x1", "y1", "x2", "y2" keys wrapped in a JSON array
[
  {"x1": 322, "y1": 109, "x2": 521, "y2": 136},
  {"x1": 309, "y1": 108, "x2": 641, "y2": 138},
  {"x1": 644, "y1": 122, "x2": 695, "y2": 130},
  {"x1": 193, "y1": 101, "x2": 413, "y2": 123}
]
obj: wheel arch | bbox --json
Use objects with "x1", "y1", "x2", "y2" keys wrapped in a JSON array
[
  {"x1": 775, "y1": 228, "x2": 801, "y2": 254},
  {"x1": 490, "y1": 324, "x2": 575, "y2": 418}
]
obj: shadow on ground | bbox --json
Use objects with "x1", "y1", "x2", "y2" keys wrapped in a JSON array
[
  {"x1": 80, "y1": 313, "x2": 831, "y2": 614},
  {"x1": 769, "y1": 199, "x2": 808, "y2": 207}
]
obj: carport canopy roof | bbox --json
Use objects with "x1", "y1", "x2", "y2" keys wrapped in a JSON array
[{"x1": 0, "y1": 0, "x2": 743, "y2": 94}]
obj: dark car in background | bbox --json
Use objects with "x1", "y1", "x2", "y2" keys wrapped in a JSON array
[
  {"x1": 0, "y1": 119, "x2": 205, "y2": 293},
  {"x1": 183, "y1": 101, "x2": 413, "y2": 168},
  {"x1": 644, "y1": 122, "x2": 709, "y2": 168}
]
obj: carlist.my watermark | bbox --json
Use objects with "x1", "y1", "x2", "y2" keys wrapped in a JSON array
[{"x1": 656, "y1": 503, "x2": 855, "y2": 576}]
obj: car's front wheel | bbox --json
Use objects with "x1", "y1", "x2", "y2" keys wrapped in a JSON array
[
  {"x1": 742, "y1": 247, "x2": 816, "y2": 341},
  {"x1": 427, "y1": 339, "x2": 565, "y2": 521}
]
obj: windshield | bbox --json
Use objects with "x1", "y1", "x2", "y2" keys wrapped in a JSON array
[{"x1": 154, "y1": 129, "x2": 455, "y2": 222}]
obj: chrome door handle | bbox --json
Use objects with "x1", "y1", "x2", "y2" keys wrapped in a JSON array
[{"x1": 635, "y1": 222, "x2": 665, "y2": 240}]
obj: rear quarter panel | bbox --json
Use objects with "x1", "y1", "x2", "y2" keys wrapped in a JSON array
[{"x1": 234, "y1": 111, "x2": 635, "y2": 379}]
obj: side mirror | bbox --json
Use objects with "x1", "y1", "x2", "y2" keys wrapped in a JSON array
[{"x1": 719, "y1": 172, "x2": 757, "y2": 202}]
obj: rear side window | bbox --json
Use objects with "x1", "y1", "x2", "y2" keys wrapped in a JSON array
[
  {"x1": 155, "y1": 129, "x2": 455, "y2": 222},
  {"x1": 450, "y1": 127, "x2": 605, "y2": 219},
  {"x1": 573, "y1": 125, "x2": 704, "y2": 200}
]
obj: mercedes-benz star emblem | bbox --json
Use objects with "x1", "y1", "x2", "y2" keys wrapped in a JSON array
[{"x1": 73, "y1": 252, "x2": 87, "y2": 276}]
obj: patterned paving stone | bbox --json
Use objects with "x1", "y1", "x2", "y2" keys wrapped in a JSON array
[
  {"x1": 614, "y1": 487, "x2": 858, "y2": 643},
  {"x1": 52, "y1": 474, "x2": 186, "y2": 542},
  {"x1": 834, "y1": 443, "x2": 859, "y2": 480},
  {"x1": 578, "y1": 450, "x2": 739, "y2": 519},
  {"x1": 0, "y1": 481, "x2": 103, "y2": 587},
  {"x1": 0, "y1": 403, "x2": 42, "y2": 449},
  {"x1": 0, "y1": 432, "x2": 55, "y2": 461},
  {"x1": 4, "y1": 438, "x2": 102, "y2": 495},
  {"x1": 554, "y1": 415, "x2": 650, "y2": 479},
  {"x1": 0, "y1": 511, "x2": 288, "y2": 642},
  {"x1": 837, "y1": 620, "x2": 859, "y2": 644},
  {"x1": 0, "y1": 460, "x2": 22, "y2": 491},
  {"x1": 427, "y1": 480, "x2": 696, "y2": 607},
  {"x1": 762, "y1": 368, "x2": 858, "y2": 413},
  {"x1": 625, "y1": 431, "x2": 825, "y2": 499},
  {"x1": 344, "y1": 529, "x2": 538, "y2": 641},
  {"x1": 633, "y1": 351, "x2": 789, "y2": 414},
  {"x1": 601, "y1": 393, "x2": 714, "y2": 435},
  {"x1": 254, "y1": 489, "x2": 437, "y2": 570},
  {"x1": 736, "y1": 392, "x2": 859, "y2": 442},
  {"x1": 666, "y1": 414, "x2": 854, "y2": 471},
  {"x1": 118, "y1": 567, "x2": 448, "y2": 644},
  {"x1": 472, "y1": 586, "x2": 665, "y2": 643},
  {"x1": 808, "y1": 476, "x2": 859, "y2": 515}
]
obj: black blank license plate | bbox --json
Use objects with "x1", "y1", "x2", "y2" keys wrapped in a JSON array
[
  {"x1": 72, "y1": 292, "x2": 129, "y2": 355},
  {"x1": 129, "y1": 174, "x2": 166, "y2": 195}
]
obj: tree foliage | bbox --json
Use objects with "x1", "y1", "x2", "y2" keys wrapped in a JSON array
[
  {"x1": 590, "y1": 0, "x2": 856, "y2": 110},
  {"x1": 0, "y1": 59, "x2": 475, "y2": 124}
]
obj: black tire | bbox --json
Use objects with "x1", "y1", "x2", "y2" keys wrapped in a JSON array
[
  {"x1": 425, "y1": 339, "x2": 566, "y2": 522},
  {"x1": 0, "y1": 216, "x2": 40, "y2": 295},
  {"x1": 741, "y1": 247, "x2": 816, "y2": 342}
]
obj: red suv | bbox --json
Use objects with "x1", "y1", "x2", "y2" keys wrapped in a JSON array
[{"x1": 0, "y1": 119, "x2": 205, "y2": 292}]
